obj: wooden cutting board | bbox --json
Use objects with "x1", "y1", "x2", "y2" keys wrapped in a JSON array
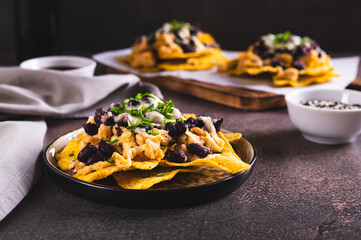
[{"x1": 103, "y1": 64, "x2": 361, "y2": 111}]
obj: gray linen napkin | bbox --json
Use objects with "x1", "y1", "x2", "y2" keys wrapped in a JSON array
[
  {"x1": 0, "y1": 68, "x2": 162, "y2": 221},
  {"x1": 0, "y1": 121, "x2": 46, "y2": 221},
  {"x1": 0, "y1": 68, "x2": 162, "y2": 118}
]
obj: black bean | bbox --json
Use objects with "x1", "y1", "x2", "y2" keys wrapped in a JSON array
[
  {"x1": 138, "y1": 124, "x2": 150, "y2": 132},
  {"x1": 85, "y1": 152, "x2": 104, "y2": 165},
  {"x1": 169, "y1": 150, "x2": 186, "y2": 163},
  {"x1": 175, "y1": 122, "x2": 187, "y2": 136},
  {"x1": 187, "y1": 143, "x2": 210, "y2": 158},
  {"x1": 77, "y1": 144, "x2": 97, "y2": 163},
  {"x1": 258, "y1": 51, "x2": 273, "y2": 59},
  {"x1": 165, "y1": 123, "x2": 177, "y2": 138},
  {"x1": 98, "y1": 140, "x2": 114, "y2": 159},
  {"x1": 185, "y1": 117, "x2": 196, "y2": 129},
  {"x1": 94, "y1": 114, "x2": 102, "y2": 126},
  {"x1": 102, "y1": 114, "x2": 114, "y2": 126},
  {"x1": 118, "y1": 115, "x2": 129, "y2": 127},
  {"x1": 212, "y1": 118, "x2": 223, "y2": 132},
  {"x1": 271, "y1": 58, "x2": 285, "y2": 68},
  {"x1": 83, "y1": 123, "x2": 99, "y2": 136},
  {"x1": 292, "y1": 60, "x2": 305, "y2": 70},
  {"x1": 128, "y1": 99, "x2": 140, "y2": 107},
  {"x1": 195, "y1": 119, "x2": 205, "y2": 128},
  {"x1": 311, "y1": 41, "x2": 319, "y2": 49},
  {"x1": 179, "y1": 43, "x2": 195, "y2": 53},
  {"x1": 295, "y1": 45, "x2": 309, "y2": 57},
  {"x1": 94, "y1": 108, "x2": 114, "y2": 126},
  {"x1": 95, "y1": 107, "x2": 105, "y2": 116}
]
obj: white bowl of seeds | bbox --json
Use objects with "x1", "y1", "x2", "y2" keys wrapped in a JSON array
[{"x1": 285, "y1": 88, "x2": 361, "y2": 144}]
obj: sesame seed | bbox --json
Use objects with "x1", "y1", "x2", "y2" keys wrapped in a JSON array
[{"x1": 300, "y1": 100, "x2": 361, "y2": 110}]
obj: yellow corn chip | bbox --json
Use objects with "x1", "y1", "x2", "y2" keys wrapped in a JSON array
[
  {"x1": 131, "y1": 155, "x2": 160, "y2": 170},
  {"x1": 74, "y1": 165, "x2": 123, "y2": 183},
  {"x1": 273, "y1": 71, "x2": 339, "y2": 87},
  {"x1": 113, "y1": 167, "x2": 199, "y2": 190},
  {"x1": 159, "y1": 132, "x2": 250, "y2": 174},
  {"x1": 228, "y1": 65, "x2": 280, "y2": 76},
  {"x1": 55, "y1": 139, "x2": 80, "y2": 171},
  {"x1": 223, "y1": 132, "x2": 243, "y2": 142},
  {"x1": 158, "y1": 49, "x2": 227, "y2": 71}
]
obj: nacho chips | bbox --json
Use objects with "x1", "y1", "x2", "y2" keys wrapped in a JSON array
[
  {"x1": 117, "y1": 21, "x2": 228, "y2": 71},
  {"x1": 55, "y1": 93, "x2": 250, "y2": 189},
  {"x1": 223, "y1": 31, "x2": 338, "y2": 87}
]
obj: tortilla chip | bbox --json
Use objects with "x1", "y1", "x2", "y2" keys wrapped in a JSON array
[
  {"x1": 159, "y1": 132, "x2": 250, "y2": 174},
  {"x1": 158, "y1": 49, "x2": 227, "y2": 71},
  {"x1": 300, "y1": 65, "x2": 333, "y2": 76},
  {"x1": 157, "y1": 49, "x2": 213, "y2": 60},
  {"x1": 113, "y1": 167, "x2": 199, "y2": 189},
  {"x1": 131, "y1": 155, "x2": 160, "y2": 170},
  {"x1": 223, "y1": 132, "x2": 243, "y2": 142},
  {"x1": 74, "y1": 165, "x2": 123, "y2": 183},
  {"x1": 197, "y1": 32, "x2": 216, "y2": 44},
  {"x1": 56, "y1": 139, "x2": 80, "y2": 171},
  {"x1": 273, "y1": 71, "x2": 338, "y2": 87},
  {"x1": 228, "y1": 65, "x2": 280, "y2": 76}
]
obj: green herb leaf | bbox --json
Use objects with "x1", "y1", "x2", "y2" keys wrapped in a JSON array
[
  {"x1": 109, "y1": 139, "x2": 118, "y2": 145},
  {"x1": 156, "y1": 173, "x2": 165, "y2": 177},
  {"x1": 107, "y1": 159, "x2": 115, "y2": 163},
  {"x1": 68, "y1": 152, "x2": 75, "y2": 157},
  {"x1": 212, "y1": 151, "x2": 222, "y2": 154}
]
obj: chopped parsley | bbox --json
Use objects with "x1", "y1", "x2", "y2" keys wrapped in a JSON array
[
  {"x1": 68, "y1": 152, "x2": 75, "y2": 157},
  {"x1": 212, "y1": 151, "x2": 222, "y2": 154},
  {"x1": 156, "y1": 173, "x2": 165, "y2": 177},
  {"x1": 109, "y1": 139, "x2": 118, "y2": 145},
  {"x1": 107, "y1": 159, "x2": 115, "y2": 163}
]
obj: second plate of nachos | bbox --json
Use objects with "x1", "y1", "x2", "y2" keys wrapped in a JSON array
[
  {"x1": 117, "y1": 20, "x2": 228, "y2": 72},
  {"x1": 222, "y1": 31, "x2": 339, "y2": 87}
]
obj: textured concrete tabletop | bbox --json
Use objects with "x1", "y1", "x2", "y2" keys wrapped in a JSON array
[{"x1": 0, "y1": 90, "x2": 360, "y2": 239}]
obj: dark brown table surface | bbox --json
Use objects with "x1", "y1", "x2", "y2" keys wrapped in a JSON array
[{"x1": 0, "y1": 60, "x2": 360, "y2": 239}]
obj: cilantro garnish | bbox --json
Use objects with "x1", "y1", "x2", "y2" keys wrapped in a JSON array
[
  {"x1": 107, "y1": 159, "x2": 115, "y2": 163},
  {"x1": 156, "y1": 173, "x2": 165, "y2": 177},
  {"x1": 68, "y1": 152, "x2": 75, "y2": 157}
]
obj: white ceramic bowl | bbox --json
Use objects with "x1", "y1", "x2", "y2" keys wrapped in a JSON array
[
  {"x1": 285, "y1": 88, "x2": 361, "y2": 144},
  {"x1": 20, "y1": 55, "x2": 96, "y2": 77}
]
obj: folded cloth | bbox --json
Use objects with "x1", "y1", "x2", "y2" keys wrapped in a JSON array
[
  {"x1": 0, "y1": 68, "x2": 163, "y2": 118},
  {"x1": 0, "y1": 121, "x2": 46, "y2": 221},
  {"x1": 0, "y1": 68, "x2": 162, "y2": 221}
]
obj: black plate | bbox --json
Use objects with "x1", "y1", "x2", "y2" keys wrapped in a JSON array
[{"x1": 43, "y1": 128, "x2": 257, "y2": 208}]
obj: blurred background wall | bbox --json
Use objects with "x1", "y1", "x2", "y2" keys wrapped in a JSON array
[{"x1": 0, "y1": 0, "x2": 360, "y2": 64}]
